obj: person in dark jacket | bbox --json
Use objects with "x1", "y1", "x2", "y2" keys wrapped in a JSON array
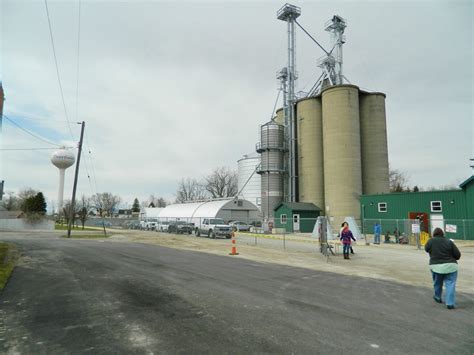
[
  {"x1": 424, "y1": 228, "x2": 461, "y2": 309},
  {"x1": 340, "y1": 222, "x2": 356, "y2": 260}
]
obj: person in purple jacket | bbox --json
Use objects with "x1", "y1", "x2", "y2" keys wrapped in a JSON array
[{"x1": 340, "y1": 222, "x2": 356, "y2": 260}]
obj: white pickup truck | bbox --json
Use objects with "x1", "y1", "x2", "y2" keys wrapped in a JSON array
[{"x1": 195, "y1": 218, "x2": 232, "y2": 239}]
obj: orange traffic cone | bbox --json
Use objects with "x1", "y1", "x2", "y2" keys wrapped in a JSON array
[{"x1": 229, "y1": 230, "x2": 239, "y2": 255}]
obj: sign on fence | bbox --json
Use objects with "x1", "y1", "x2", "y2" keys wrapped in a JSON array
[
  {"x1": 446, "y1": 224, "x2": 457, "y2": 233},
  {"x1": 411, "y1": 224, "x2": 420, "y2": 233}
]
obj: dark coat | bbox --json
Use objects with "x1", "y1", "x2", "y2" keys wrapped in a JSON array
[{"x1": 424, "y1": 236, "x2": 461, "y2": 265}]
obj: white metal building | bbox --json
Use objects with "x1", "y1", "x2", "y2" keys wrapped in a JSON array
[
  {"x1": 158, "y1": 199, "x2": 259, "y2": 224},
  {"x1": 237, "y1": 154, "x2": 261, "y2": 210},
  {"x1": 139, "y1": 207, "x2": 164, "y2": 221}
]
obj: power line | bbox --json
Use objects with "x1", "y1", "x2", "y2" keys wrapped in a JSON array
[
  {"x1": 44, "y1": 0, "x2": 75, "y2": 139},
  {"x1": 0, "y1": 147, "x2": 73, "y2": 151},
  {"x1": 75, "y1": 0, "x2": 82, "y2": 124},
  {"x1": 3, "y1": 115, "x2": 62, "y2": 147}
]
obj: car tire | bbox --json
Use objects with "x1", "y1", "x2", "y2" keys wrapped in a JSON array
[
  {"x1": 209, "y1": 230, "x2": 216, "y2": 239},
  {"x1": 226, "y1": 235, "x2": 231, "y2": 239}
]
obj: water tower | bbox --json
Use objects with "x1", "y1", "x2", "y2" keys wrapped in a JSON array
[{"x1": 51, "y1": 148, "x2": 75, "y2": 211}]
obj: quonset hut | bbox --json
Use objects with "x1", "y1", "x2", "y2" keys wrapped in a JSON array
[{"x1": 158, "y1": 199, "x2": 260, "y2": 225}]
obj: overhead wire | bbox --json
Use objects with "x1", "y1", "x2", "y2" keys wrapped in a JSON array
[
  {"x1": 3, "y1": 115, "x2": 63, "y2": 147},
  {"x1": 44, "y1": 0, "x2": 75, "y2": 140}
]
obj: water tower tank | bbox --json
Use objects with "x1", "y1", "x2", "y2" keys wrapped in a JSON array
[{"x1": 51, "y1": 149, "x2": 75, "y2": 169}]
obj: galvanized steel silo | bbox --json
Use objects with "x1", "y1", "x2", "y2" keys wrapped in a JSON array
[
  {"x1": 275, "y1": 108, "x2": 284, "y2": 125},
  {"x1": 359, "y1": 92, "x2": 390, "y2": 195},
  {"x1": 322, "y1": 85, "x2": 362, "y2": 225},
  {"x1": 237, "y1": 154, "x2": 262, "y2": 210},
  {"x1": 296, "y1": 97, "x2": 325, "y2": 210},
  {"x1": 257, "y1": 121, "x2": 286, "y2": 219}
]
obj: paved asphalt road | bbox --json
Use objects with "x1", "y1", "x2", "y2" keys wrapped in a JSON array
[{"x1": 1, "y1": 233, "x2": 473, "y2": 354}]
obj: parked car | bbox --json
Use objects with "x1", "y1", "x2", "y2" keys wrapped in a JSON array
[
  {"x1": 157, "y1": 221, "x2": 171, "y2": 232},
  {"x1": 168, "y1": 221, "x2": 194, "y2": 235},
  {"x1": 195, "y1": 218, "x2": 232, "y2": 239},
  {"x1": 127, "y1": 221, "x2": 141, "y2": 230},
  {"x1": 145, "y1": 221, "x2": 157, "y2": 231},
  {"x1": 228, "y1": 221, "x2": 251, "y2": 232}
]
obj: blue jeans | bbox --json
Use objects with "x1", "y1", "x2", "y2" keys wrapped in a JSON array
[
  {"x1": 374, "y1": 233, "x2": 380, "y2": 244},
  {"x1": 432, "y1": 271, "x2": 457, "y2": 306},
  {"x1": 343, "y1": 244, "x2": 351, "y2": 254}
]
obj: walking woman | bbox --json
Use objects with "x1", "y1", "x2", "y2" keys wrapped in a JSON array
[
  {"x1": 340, "y1": 222, "x2": 356, "y2": 260},
  {"x1": 424, "y1": 228, "x2": 461, "y2": 309}
]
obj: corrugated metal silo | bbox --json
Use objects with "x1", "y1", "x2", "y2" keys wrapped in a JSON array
[
  {"x1": 257, "y1": 121, "x2": 286, "y2": 219},
  {"x1": 359, "y1": 92, "x2": 390, "y2": 195},
  {"x1": 237, "y1": 154, "x2": 262, "y2": 210},
  {"x1": 322, "y1": 85, "x2": 362, "y2": 225},
  {"x1": 296, "y1": 97, "x2": 325, "y2": 210}
]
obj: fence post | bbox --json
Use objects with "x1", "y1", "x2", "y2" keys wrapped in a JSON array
[
  {"x1": 463, "y1": 220, "x2": 466, "y2": 240},
  {"x1": 283, "y1": 230, "x2": 286, "y2": 250}
]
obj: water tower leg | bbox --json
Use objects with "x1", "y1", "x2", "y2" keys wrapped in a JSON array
[{"x1": 58, "y1": 168, "x2": 65, "y2": 212}]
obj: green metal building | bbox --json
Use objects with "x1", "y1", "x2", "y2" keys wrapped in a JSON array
[
  {"x1": 360, "y1": 175, "x2": 474, "y2": 240},
  {"x1": 273, "y1": 202, "x2": 321, "y2": 233}
]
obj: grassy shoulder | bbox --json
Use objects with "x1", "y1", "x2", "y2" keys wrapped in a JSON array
[
  {"x1": 0, "y1": 242, "x2": 19, "y2": 290},
  {"x1": 60, "y1": 233, "x2": 111, "y2": 239},
  {"x1": 55, "y1": 224, "x2": 97, "y2": 231}
]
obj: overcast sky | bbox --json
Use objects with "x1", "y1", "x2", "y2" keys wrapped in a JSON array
[{"x1": 1, "y1": 0, "x2": 472, "y2": 208}]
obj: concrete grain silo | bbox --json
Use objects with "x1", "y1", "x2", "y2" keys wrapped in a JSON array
[
  {"x1": 322, "y1": 85, "x2": 362, "y2": 225},
  {"x1": 296, "y1": 97, "x2": 325, "y2": 210},
  {"x1": 359, "y1": 92, "x2": 390, "y2": 194}
]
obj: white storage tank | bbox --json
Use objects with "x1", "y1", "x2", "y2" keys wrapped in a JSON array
[{"x1": 237, "y1": 154, "x2": 261, "y2": 210}]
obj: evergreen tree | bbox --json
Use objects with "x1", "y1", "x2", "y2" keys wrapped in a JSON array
[{"x1": 132, "y1": 198, "x2": 140, "y2": 212}]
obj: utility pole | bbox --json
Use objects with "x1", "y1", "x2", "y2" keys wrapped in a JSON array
[{"x1": 67, "y1": 121, "x2": 85, "y2": 238}]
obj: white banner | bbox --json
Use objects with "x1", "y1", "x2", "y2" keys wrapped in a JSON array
[{"x1": 446, "y1": 224, "x2": 457, "y2": 233}]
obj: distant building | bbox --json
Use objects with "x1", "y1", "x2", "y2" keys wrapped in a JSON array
[{"x1": 273, "y1": 202, "x2": 321, "y2": 233}]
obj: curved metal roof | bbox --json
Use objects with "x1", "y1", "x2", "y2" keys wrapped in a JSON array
[
  {"x1": 159, "y1": 199, "x2": 234, "y2": 219},
  {"x1": 159, "y1": 199, "x2": 259, "y2": 219}
]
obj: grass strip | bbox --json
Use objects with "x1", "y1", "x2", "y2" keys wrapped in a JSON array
[
  {"x1": 60, "y1": 233, "x2": 111, "y2": 239},
  {"x1": 55, "y1": 224, "x2": 97, "y2": 231},
  {"x1": 0, "y1": 242, "x2": 18, "y2": 290}
]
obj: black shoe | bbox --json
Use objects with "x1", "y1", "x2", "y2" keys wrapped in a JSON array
[
  {"x1": 447, "y1": 305, "x2": 455, "y2": 310},
  {"x1": 433, "y1": 296, "x2": 442, "y2": 304}
]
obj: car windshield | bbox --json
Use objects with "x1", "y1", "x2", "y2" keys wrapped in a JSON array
[{"x1": 210, "y1": 219, "x2": 225, "y2": 225}]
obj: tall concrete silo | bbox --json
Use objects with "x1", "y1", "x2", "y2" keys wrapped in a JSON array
[
  {"x1": 296, "y1": 97, "x2": 325, "y2": 210},
  {"x1": 237, "y1": 154, "x2": 262, "y2": 210},
  {"x1": 257, "y1": 121, "x2": 285, "y2": 219},
  {"x1": 322, "y1": 85, "x2": 362, "y2": 225},
  {"x1": 359, "y1": 92, "x2": 389, "y2": 195}
]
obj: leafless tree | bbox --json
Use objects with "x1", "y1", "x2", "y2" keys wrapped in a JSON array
[
  {"x1": 78, "y1": 195, "x2": 92, "y2": 229},
  {"x1": 175, "y1": 178, "x2": 207, "y2": 203},
  {"x1": 17, "y1": 188, "x2": 39, "y2": 211},
  {"x1": 146, "y1": 195, "x2": 168, "y2": 208},
  {"x1": 1, "y1": 192, "x2": 20, "y2": 211},
  {"x1": 204, "y1": 167, "x2": 238, "y2": 198},
  {"x1": 389, "y1": 168, "x2": 410, "y2": 192},
  {"x1": 91, "y1": 192, "x2": 121, "y2": 216},
  {"x1": 62, "y1": 200, "x2": 81, "y2": 227}
]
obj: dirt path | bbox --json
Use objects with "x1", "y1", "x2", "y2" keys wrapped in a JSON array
[{"x1": 107, "y1": 230, "x2": 474, "y2": 294}]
